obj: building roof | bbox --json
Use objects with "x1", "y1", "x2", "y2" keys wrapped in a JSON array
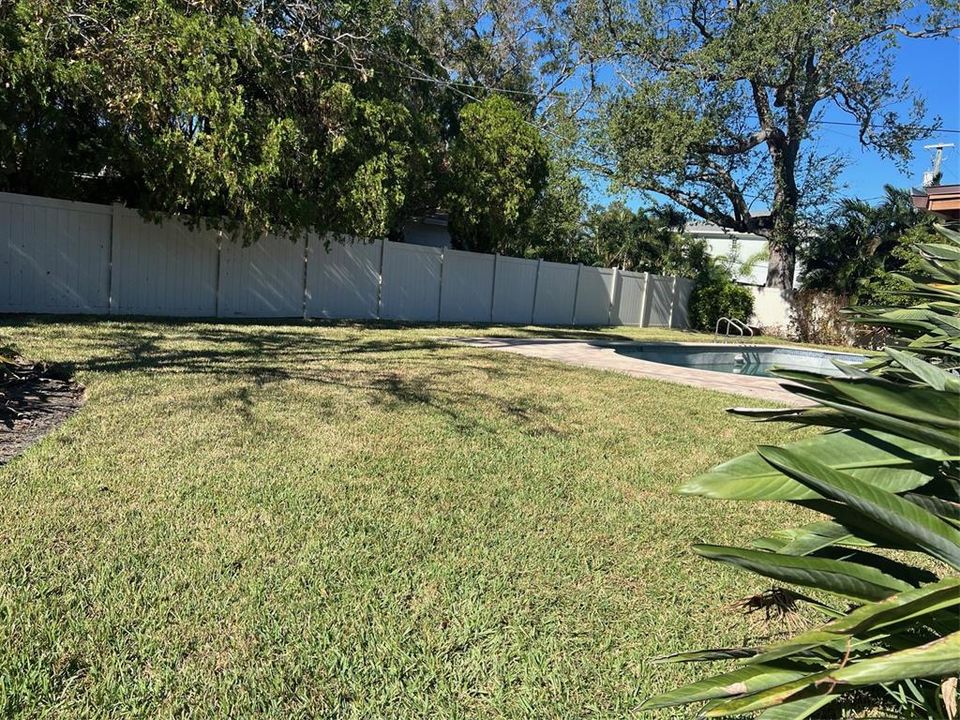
[
  {"x1": 685, "y1": 222, "x2": 767, "y2": 242},
  {"x1": 910, "y1": 184, "x2": 960, "y2": 220}
]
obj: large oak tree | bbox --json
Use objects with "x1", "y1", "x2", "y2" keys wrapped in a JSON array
[{"x1": 584, "y1": 0, "x2": 959, "y2": 288}]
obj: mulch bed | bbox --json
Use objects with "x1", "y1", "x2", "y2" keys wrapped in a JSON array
[{"x1": 1, "y1": 361, "x2": 85, "y2": 466}]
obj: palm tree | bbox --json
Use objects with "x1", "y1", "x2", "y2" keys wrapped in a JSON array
[{"x1": 799, "y1": 186, "x2": 935, "y2": 303}]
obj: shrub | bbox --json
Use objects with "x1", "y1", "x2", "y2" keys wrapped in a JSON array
[
  {"x1": 789, "y1": 289, "x2": 856, "y2": 346},
  {"x1": 688, "y1": 261, "x2": 755, "y2": 331},
  {"x1": 643, "y1": 225, "x2": 960, "y2": 719}
]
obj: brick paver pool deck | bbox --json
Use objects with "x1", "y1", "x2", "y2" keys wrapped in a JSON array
[{"x1": 454, "y1": 337, "x2": 811, "y2": 406}]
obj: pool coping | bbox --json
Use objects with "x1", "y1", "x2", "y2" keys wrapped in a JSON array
[{"x1": 450, "y1": 337, "x2": 822, "y2": 406}]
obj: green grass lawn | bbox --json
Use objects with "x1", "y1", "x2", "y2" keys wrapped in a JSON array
[{"x1": 0, "y1": 318, "x2": 818, "y2": 718}]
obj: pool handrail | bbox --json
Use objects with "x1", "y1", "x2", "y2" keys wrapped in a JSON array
[{"x1": 714, "y1": 317, "x2": 754, "y2": 342}]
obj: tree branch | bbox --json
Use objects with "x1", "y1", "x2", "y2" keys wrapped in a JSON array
[{"x1": 702, "y1": 128, "x2": 772, "y2": 156}]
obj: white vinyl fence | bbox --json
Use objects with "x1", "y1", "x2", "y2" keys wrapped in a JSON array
[{"x1": 0, "y1": 191, "x2": 695, "y2": 327}]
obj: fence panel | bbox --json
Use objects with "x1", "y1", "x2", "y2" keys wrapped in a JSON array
[
  {"x1": 0, "y1": 192, "x2": 697, "y2": 327},
  {"x1": 573, "y1": 266, "x2": 614, "y2": 325},
  {"x1": 306, "y1": 237, "x2": 381, "y2": 320},
  {"x1": 219, "y1": 234, "x2": 305, "y2": 318},
  {"x1": 612, "y1": 270, "x2": 646, "y2": 326},
  {"x1": 533, "y1": 261, "x2": 578, "y2": 325},
  {"x1": 380, "y1": 240, "x2": 442, "y2": 321},
  {"x1": 439, "y1": 249, "x2": 495, "y2": 322},
  {"x1": 491, "y1": 256, "x2": 537, "y2": 324},
  {"x1": 671, "y1": 278, "x2": 694, "y2": 329},
  {"x1": 111, "y1": 209, "x2": 219, "y2": 316},
  {"x1": 643, "y1": 275, "x2": 675, "y2": 327},
  {"x1": 0, "y1": 192, "x2": 111, "y2": 314}
]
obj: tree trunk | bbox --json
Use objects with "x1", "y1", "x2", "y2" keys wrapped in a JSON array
[
  {"x1": 766, "y1": 140, "x2": 800, "y2": 291},
  {"x1": 766, "y1": 242, "x2": 796, "y2": 290}
]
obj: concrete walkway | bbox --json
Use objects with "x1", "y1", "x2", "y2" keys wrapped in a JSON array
[{"x1": 454, "y1": 337, "x2": 808, "y2": 406}]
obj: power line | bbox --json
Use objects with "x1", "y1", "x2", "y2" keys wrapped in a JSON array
[
  {"x1": 313, "y1": 58, "x2": 960, "y2": 135},
  {"x1": 811, "y1": 120, "x2": 960, "y2": 134}
]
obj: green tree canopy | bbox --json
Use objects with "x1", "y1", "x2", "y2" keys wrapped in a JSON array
[
  {"x1": 800, "y1": 185, "x2": 938, "y2": 304},
  {"x1": 582, "y1": 202, "x2": 691, "y2": 272},
  {"x1": 0, "y1": 0, "x2": 450, "y2": 241},
  {"x1": 445, "y1": 95, "x2": 549, "y2": 254}
]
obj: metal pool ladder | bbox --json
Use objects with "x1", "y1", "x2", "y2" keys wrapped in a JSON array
[{"x1": 714, "y1": 317, "x2": 754, "y2": 342}]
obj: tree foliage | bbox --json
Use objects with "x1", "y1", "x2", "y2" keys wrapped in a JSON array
[
  {"x1": 801, "y1": 186, "x2": 939, "y2": 306},
  {"x1": 445, "y1": 95, "x2": 549, "y2": 253},
  {"x1": 584, "y1": 0, "x2": 959, "y2": 288},
  {"x1": 0, "y1": 0, "x2": 456, "y2": 241},
  {"x1": 0, "y1": 0, "x2": 601, "y2": 253},
  {"x1": 578, "y1": 202, "x2": 690, "y2": 272},
  {"x1": 688, "y1": 260, "x2": 756, "y2": 331},
  {"x1": 646, "y1": 224, "x2": 960, "y2": 718}
]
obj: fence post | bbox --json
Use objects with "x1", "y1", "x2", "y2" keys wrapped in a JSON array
[
  {"x1": 436, "y1": 248, "x2": 445, "y2": 322},
  {"x1": 608, "y1": 267, "x2": 620, "y2": 326},
  {"x1": 376, "y1": 238, "x2": 386, "y2": 320},
  {"x1": 571, "y1": 263, "x2": 583, "y2": 325},
  {"x1": 489, "y1": 253, "x2": 499, "y2": 323},
  {"x1": 530, "y1": 258, "x2": 543, "y2": 325},
  {"x1": 638, "y1": 272, "x2": 651, "y2": 327},
  {"x1": 108, "y1": 204, "x2": 121, "y2": 314},
  {"x1": 668, "y1": 276, "x2": 678, "y2": 328},
  {"x1": 300, "y1": 233, "x2": 310, "y2": 320}
]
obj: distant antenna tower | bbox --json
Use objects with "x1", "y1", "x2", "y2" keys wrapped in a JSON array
[{"x1": 923, "y1": 143, "x2": 954, "y2": 187}]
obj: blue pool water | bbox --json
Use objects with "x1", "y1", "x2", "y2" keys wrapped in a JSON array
[{"x1": 616, "y1": 344, "x2": 866, "y2": 378}]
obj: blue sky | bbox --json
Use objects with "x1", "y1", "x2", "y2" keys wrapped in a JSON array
[{"x1": 825, "y1": 34, "x2": 960, "y2": 200}]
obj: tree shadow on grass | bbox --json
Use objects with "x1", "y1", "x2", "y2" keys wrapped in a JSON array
[{"x1": 5, "y1": 316, "x2": 565, "y2": 437}]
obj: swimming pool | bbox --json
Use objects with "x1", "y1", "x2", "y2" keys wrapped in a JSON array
[{"x1": 615, "y1": 344, "x2": 866, "y2": 378}]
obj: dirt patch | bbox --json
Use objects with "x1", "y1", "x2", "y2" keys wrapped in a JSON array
[{"x1": 1, "y1": 366, "x2": 85, "y2": 466}]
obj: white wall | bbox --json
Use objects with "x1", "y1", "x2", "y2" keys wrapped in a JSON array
[
  {"x1": 491, "y1": 256, "x2": 538, "y2": 324},
  {"x1": 672, "y1": 278, "x2": 694, "y2": 329},
  {"x1": 380, "y1": 241, "x2": 442, "y2": 321},
  {"x1": 573, "y1": 266, "x2": 614, "y2": 325},
  {"x1": 749, "y1": 286, "x2": 793, "y2": 334},
  {"x1": 219, "y1": 233, "x2": 305, "y2": 318},
  {"x1": 533, "y1": 261, "x2": 578, "y2": 325},
  {"x1": 612, "y1": 271, "x2": 647, "y2": 326},
  {"x1": 643, "y1": 275, "x2": 676, "y2": 327},
  {"x1": 439, "y1": 249, "x2": 495, "y2": 322},
  {"x1": 687, "y1": 223, "x2": 769, "y2": 286}
]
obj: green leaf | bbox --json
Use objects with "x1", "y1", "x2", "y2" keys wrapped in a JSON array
[
  {"x1": 747, "y1": 578, "x2": 960, "y2": 665},
  {"x1": 813, "y1": 546, "x2": 939, "y2": 588},
  {"x1": 653, "y1": 647, "x2": 759, "y2": 664},
  {"x1": 758, "y1": 447, "x2": 960, "y2": 570},
  {"x1": 706, "y1": 637, "x2": 960, "y2": 718},
  {"x1": 825, "y1": 378, "x2": 959, "y2": 429},
  {"x1": 639, "y1": 664, "x2": 809, "y2": 710},
  {"x1": 799, "y1": 395, "x2": 959, "y2": 454},
  {"x1": 828, "y1": 631, "x2": 960, "y2": 686},
  {"x1": 681, "y1": 430, "x2": 949, "y2": 501},
  {"x1": 755, "y1": 694, "x2": 838, "y2": 720},
  {"x1": 828, "y1": 577, "x2": 960, "y2": 636},
  {"x1": 884, "y1": 348, "x2": 960, "y2": 392},
  {"x1": 692, "y1": 544, "x2": 911, "y2": 601},
  {"x1": 759, "y1": 520, "x2": 858, "y2": 555},
  {"x1": 703, "y1": 672, "x2": 832, "y2": 717}
]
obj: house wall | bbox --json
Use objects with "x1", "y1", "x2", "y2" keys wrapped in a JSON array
[
  {"x1": 687, "y1": 224, "x2": 769, "y2": 286},
  {"x1": 749, "y1": 286, "x2": 794, "y2": 335}
]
